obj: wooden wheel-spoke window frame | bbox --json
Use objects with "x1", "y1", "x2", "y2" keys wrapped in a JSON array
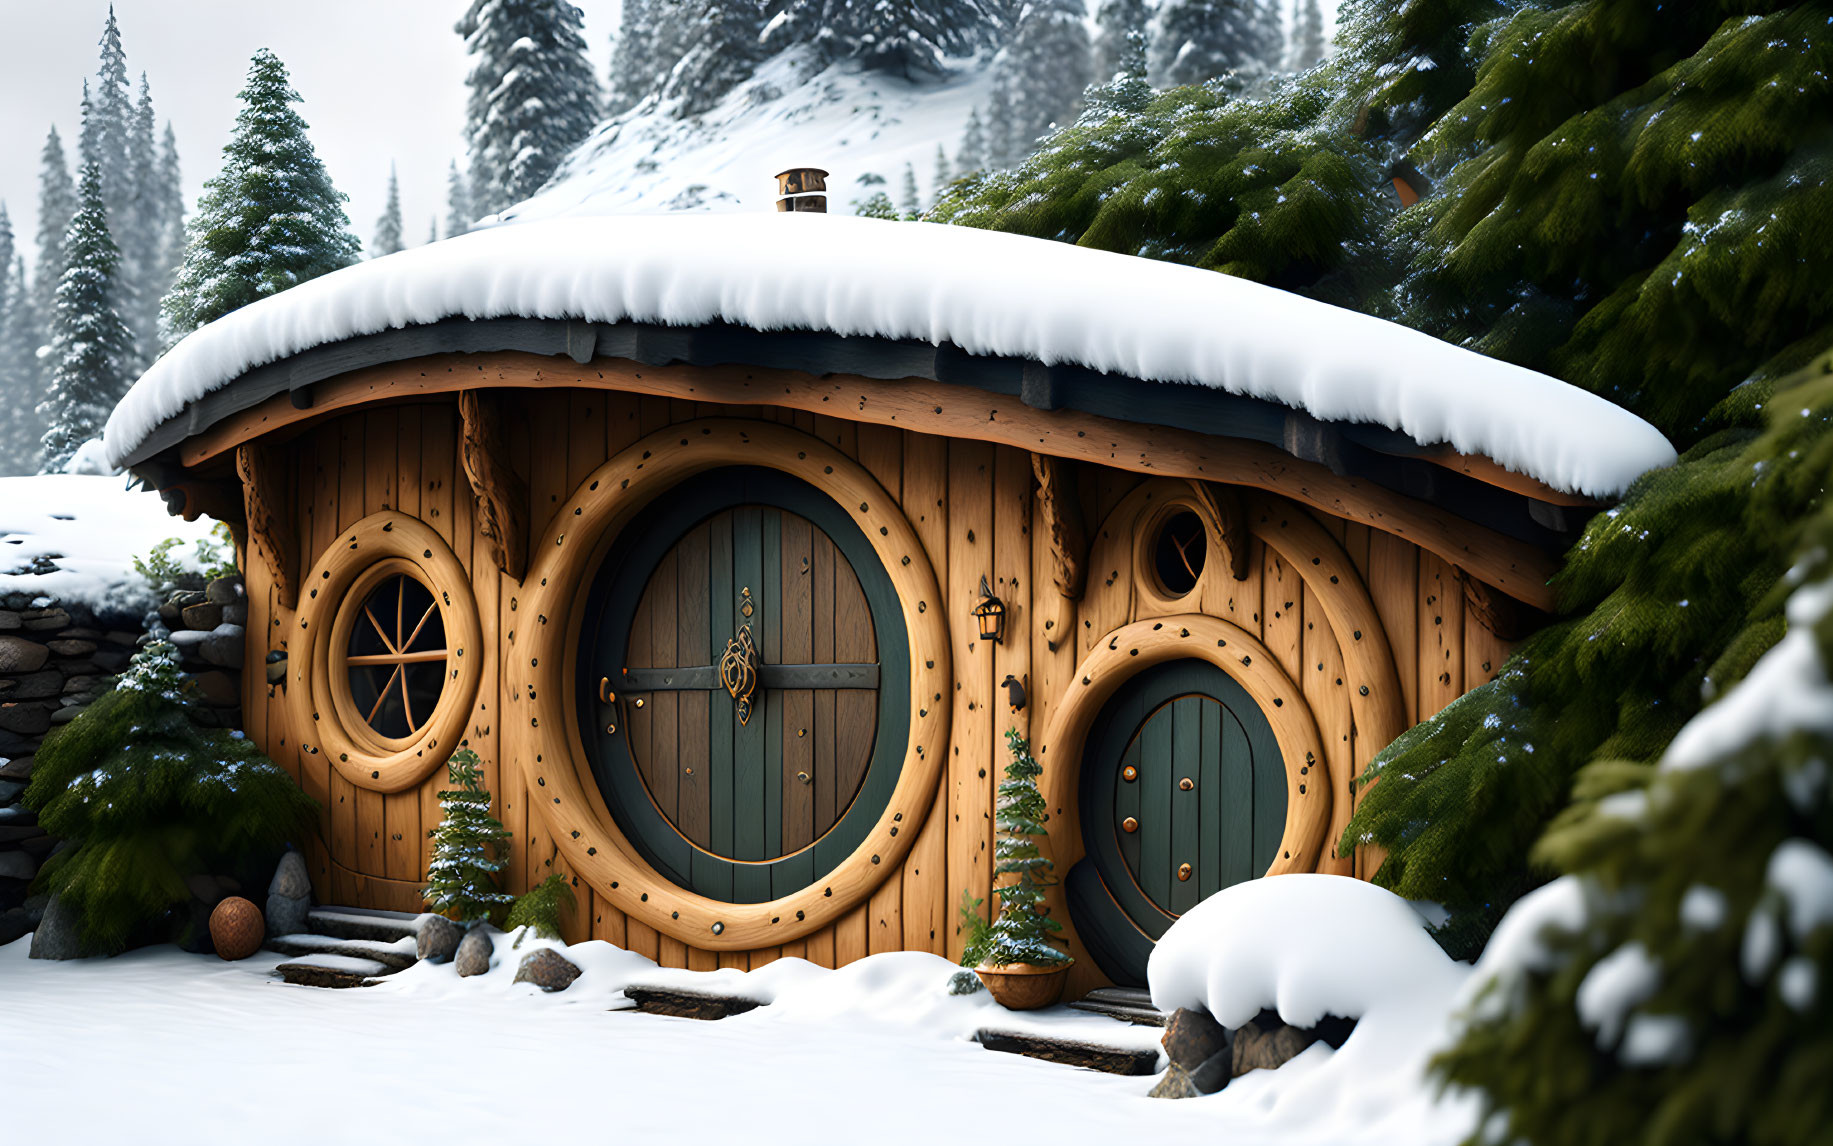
[
  {"x1": 336, "y1": 562, "x2": 449, "y2": 749},
  {"x1": 291, "y1": 512, "x2": 483, "y2": 793},
  {"x1": 1134, "y1": 495, "x2": 1215, "y2": 611},
  {"x1": 517, "y1": 419, "x2": 951, "y2": 950}
]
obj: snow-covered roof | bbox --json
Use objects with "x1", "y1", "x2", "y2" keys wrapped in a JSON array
[{"x1": 104, "y1": 213, "x2": 1675, "y2": 497}]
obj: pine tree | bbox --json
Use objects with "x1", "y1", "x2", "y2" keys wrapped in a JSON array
[
  {"x1": 33, "y1": 127, "x2": 76, "y2": 343},
  {"x1": 121, "y1": 73, "x2": 164, "y2": 371},
  {"x1": 1082, "y1": 27, "x2": 1153, "y2": 118},
  {"x1": 608, "y1": 0, "x2": 655, "y2": 113},
  {"x1": 458, "y1": 0, "x2": 602, "y2": 217},
  {"x1": 956, "y1": 107, "x2": 987, "y2": 176},
  {"x1": 424, "y1": 747, "x2": 515, "y2": 922},
  {"x1": 1092, "y1": 0, "x2": 1149, "y2": 84},
  {"x1": 931, "y1": 145, "x2": 951, "y2": 205},
  {"x1": 24, "y1": 638, "x2": 317, "y2": 953},
  {"x1": 1289, "y1": 0, "x2": 1326, "y2": 71},
  {"x1": 852, "y1": 190, "x2": 900, "y2": 219},
  {"x1": 427, "y1": 217, "x2": 439, "y2": 245},
  {"x1": 983, "y1": 67, "x2": 1018, "y2": 169},
  {"x1": 163, "y1": 50, "x2": 361, "y2": 338},
  {"x1": 662, "y1": 0, "x2": 762, "y2": 115},
  {"x1": 371, "y1": 165, "x2": 404, "y2": 257},
  {"x1": 87, "y1": 7, "x2": 134, "y2": 225},
  {"x1": 764, "y1": 0, "x2": 999, "y2": 78},
  {"x1": 152, "y1": 122, "x2": 184, "y2": 344},
  {"x1": 445, "y1": 159, "x2": 472, "y2": 238},
  {"x1": 899, "y1": 162, "x2": 921, "y2": 216},
  {"x1": 979, "y1": 730, "x2": 1070, "y2": 967},
  {"x1": 1005, "y1": 0, "x2": 1094, "y2": 149},
  {"x1": 0, "y1": 253, "x2": 41, "y2": 475},
  {"x1": 1150, "y1": 0, "x2": 1269, "y2": 87},
  {"x1": 40, "y1": 161, "x2": 133, "y2": 473}
]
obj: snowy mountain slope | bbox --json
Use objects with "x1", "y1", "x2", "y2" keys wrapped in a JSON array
[{"x1": 499, "y1": 47, "x2": 992, "y2": 221}]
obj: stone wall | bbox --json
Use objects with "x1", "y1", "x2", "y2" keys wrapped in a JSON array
[{"x1": 0, "y1": 575, "x2": 246, "y2": 946}]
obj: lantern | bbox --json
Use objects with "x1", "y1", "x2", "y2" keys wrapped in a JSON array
[{"x1": 972, "y1": 575, "x2": 1005, "y2": 644}]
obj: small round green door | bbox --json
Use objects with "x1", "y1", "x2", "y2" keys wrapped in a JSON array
[
  {"x1": 578, "y1": 467, "x2": 909, "y2": 904},
  {"x1": 1068, "y1": 658, "x2": 1286, "y2": 985}
]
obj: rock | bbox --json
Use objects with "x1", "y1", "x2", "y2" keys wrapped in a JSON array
[
  {"x1": 169, "y1": 589, "x2": 205, "y2": 610},
  {"x1": 157, "y1": 602, "x2": 181, "y2": 624},
  {"x1": 513, "y1": 948, "x2": 582, "y2": 992},
  {"x1": 0, "y1": 906, "x2": 32, "y2": 946},
  {"x1": 0, "y1": 779, "x2": 24, "y2": 803},
  {"x1": 28, "y1": 895, "x2": 90, "y2": 960},
  {"x1": 91, "y1": 649, "x2": 131, "y2": 671},
  {"x1": 1232, "y1": 1021, "x2": 1318, "y2": 1076},
  {"x1": 105, "y1": 630, "x2": 139, "y2": 647},
  {"x1": 181, "y1": 603, "x2": 224, "y2": 630},
  {"x1": 0, "y1": 731, "x2": 37, "y2": 756},
  {"x1": 0, "y1": 679, "x2": 13, "y2": 694},
  {"x1": 0, "y1": 703, "x2": 51, "y2": 736},
  {"x1": 0, "y1": 752, "x2": 33, "y2": 781},
  {"x1": 192, "y1": 670, "x2": 241, "y2": 708},
  {"x1": 0, "y1": 850, "x2": 36, "y2": 880},
  {"x1": 0, "y1": 611, "x2": 19, "y2": 631},
  {"x1": 49, "y1": 706, "x2": 84, "y2": 725},
  {"x1": 1148, "y1": 1062, "x2": 1202, "y2": 1099},
  {"x1": 8, "y1": 672, "x2": 64, "y2": 700},
  {"x1": 1162, "y1": 1007, "x2": 1230, "y2": 1070},
  {"x1": 0, "y1": 636, "x2": 49, "y2": 674},
  {"x1": 418, "y1": 914, "x2": 462, "y2": 963},
  {"x1": 270, "y1": 849, "x2": 310, "y2": 898},
  {"x1": 22, "y1": 608, "x2": 70, "y2": 632},
  {"x1": 47, "y1": 639, "x2": 97, "y2": 657},
  {"x1": 0, "y1": 824, "x2": 46, "y2": 844},
  {"x1": 62, "y1": 676, "x2": 108, "y2": 698},
  {"x1": 222, "y1": 603, "x2": 249, "y2": 627},
  {"x1": 1189, "y1": 1048, "x2": 1233, "y2": 1093},
  {"x1": 455, "y1": 925, "x2": 494, "y2": 977},
  {"x1": 266, "y1": 892, "x2": 309, "y2": 938},
  {"x1": 199, "y1": 624, "x2": 246, "y2": 668},
  {"x1": 205, "y1": 576, "x2": 243, "y2": 606}
]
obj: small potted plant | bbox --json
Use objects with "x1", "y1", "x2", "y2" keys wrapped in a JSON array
[{"x1": 969, "y1": 729, "x2": 1074, "y2": 1009}]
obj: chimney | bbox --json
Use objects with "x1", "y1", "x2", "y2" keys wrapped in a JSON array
[{"x1": 775, "y1": 167, "x2": 828, "y2": 212}]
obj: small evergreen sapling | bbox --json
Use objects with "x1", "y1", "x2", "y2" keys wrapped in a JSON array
[
  {"x1": 506, "y1": 872, "x2": 577, "y2": 941},
  {"x1": 424, "y1": 747, "x2": 515, "y2": 922},
  {"x1": 978, "y1": 729, "x2": 1071, "y2": 968},
  {"x1": 25, "y1": 639, "x2": 319, "y2": 953}
]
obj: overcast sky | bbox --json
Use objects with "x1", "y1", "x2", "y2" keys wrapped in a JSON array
[{"x1": 0, "y1": 0, "x2": 1335, "y2": 279}]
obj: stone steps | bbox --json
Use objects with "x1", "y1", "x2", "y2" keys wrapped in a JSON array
[
  {"x1": 620, "y1": 986, "x2": 763, "y2": 1020},
  {"x1": 275, "y1": 952, "x2": 396, "y2": 989},
  {"x1": 1067, "y1": 986, "x2": 1166, "y2": 1027},
  {"x1": 265, "y1": 932, "x2": 417, "y2": 970},
  {"x1": 304, "y1": 906, "x2": 426, "y2": 944},
  {"x1": 976, "y1": 1028, "x2": 1163, "y2": 1076}
]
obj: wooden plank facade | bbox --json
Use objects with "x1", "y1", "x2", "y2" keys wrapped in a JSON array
[{"x1": 227, "y1": 373, "x2": 1518, "y2": 995}]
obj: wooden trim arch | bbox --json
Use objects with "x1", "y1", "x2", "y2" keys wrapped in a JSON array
[
  {"x1": 290, "y1": 511, "x2": 484, "y2": 794},
  {"x1": 511, "y1": 419, "x2": 952, "y2": 950}
]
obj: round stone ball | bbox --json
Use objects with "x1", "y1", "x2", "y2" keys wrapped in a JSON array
[{"x1": 210, "y1": 896, "x2": 265, "y2": 961}]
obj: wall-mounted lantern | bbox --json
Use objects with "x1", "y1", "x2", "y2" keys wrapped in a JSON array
[{"x1": 972, "y1": 575, "x2": 1005, "y2": 644}]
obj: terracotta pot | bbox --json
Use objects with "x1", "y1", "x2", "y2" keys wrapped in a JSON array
[{"x1": 974, "y1": 959, "x2": 1073, "y2": 1010}]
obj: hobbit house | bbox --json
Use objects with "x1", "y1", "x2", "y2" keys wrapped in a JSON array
[{"x1": 102, "y1": 212, "x2": 1674, "y2": 993}]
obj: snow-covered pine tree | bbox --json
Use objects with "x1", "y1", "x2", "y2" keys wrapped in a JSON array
[
  {"x1": 1092, "y1": 0, "x2": 1149, "y2": 83},
  {"x1": 765, "y1": 0, "x2": 998, "y2": 78},
  {"x1": 424, "y1": 747, "x2": 515, "y2": 922},
  {"x1": 120, "y1": 73, "x2": 163, "y2": 372},
  {"x1": 1288, "y1": 0, "x2": 1326, "y2": 71},
  {"x1": 445, "y1": 160, "x2": 472, "y2": 239},
  {"x1": 931, "y1": 145, "x2": 951, "y2": 204},
  {"x1": 1150, "y1": 0, "x2": 1264, "y2": 87},
  {"x1": 0, "y1": 253, "x2": 41, "y2": 475},
  {"x1": 457, "y1": 0, "x2": 602, "y2": 217},
  {"x1": 983, "y1": 67, "x2": 1018, "y2": 168},
  {"x1": 39, "y1": 161, "x2": 132, "y2": 473},
  {"x1": 1082, "y1": 26, "x2": 1152, "y2": 117},
  {"x1": 33, "y1": 127, "x2": 76, "y2": 344},
  {"x1": 87, "y1": 7, "x2": 134, "y2": 224},
  {"x1": 1005, "y1": 0, "x2": 1094, "y2": 149},
  {"x1": 371, "y1": 165, "x2": 404, "y2": 257},
  {"x1": 899, "y1": 163, "x2": 921, "y2": 215},
  {"x1": 662, "y1": 0, "x2": 762, "y2": 115},
  {"x1": 24, "y1": 637, "x2": 318, "y2": 954},
  {"x1": 607, "y1": 0, "x2": 655, "y2": 112},
  {"x1": 427, "y1": 217, "x2": 439, "y2": 245},
  {"x1": 163, "y1": 50, "x2": 361, "y2": 338},
  {"x1": 152, "y1": 122, "x2": 184, "y2": 343},
  {"x1": 956, "y1": 107, "x2": 987, "y2": 175},
  {"x1": 979, "y1": 729, "x2": 1070, "y2": 967}
]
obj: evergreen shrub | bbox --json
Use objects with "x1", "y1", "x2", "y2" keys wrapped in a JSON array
[
  {"x1": 24, "y1": 639, "x2": 319, "y2": 953},
  {"x1": 506, "y1": 872, "x2": 576, "y2": 941},
  {"x1": 424, "y1": 747, "x2": 515, "y2": 923},
  {"x1": 978, "y1": 730, "x2": 1071, "y2": 968}
]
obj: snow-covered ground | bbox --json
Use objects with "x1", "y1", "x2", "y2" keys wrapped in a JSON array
[
  {"x1": 0, "y1": 471, "x2": 219, "y2": 615},
  {"x1": 501, "y1": 47, "x2": 989, "y2": 222},
  {"x1": 0, "y1": 878, "x2": 1483, "y2": 1145}
]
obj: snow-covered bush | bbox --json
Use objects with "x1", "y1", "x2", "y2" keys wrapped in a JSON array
[
  {"x1": 977, "y1": 730, "x2": 1070, "y2": 968},
  {"x1": 132, "y1": 521, "x2": 236, "y2": 595},
  {"x1": 25, "y1": 639, "x2": 318, "y2": 953},
  {"x1": 424, "y1": 747, "x2": 514, "y2": 923}
]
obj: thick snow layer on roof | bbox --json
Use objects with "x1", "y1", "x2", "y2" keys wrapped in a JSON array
[
  {"x1": 0, "y1": 473, "x2": 221, "y2": 616},
  {"x1": 105, "y1": 212, "x2": 1675, "y2": 496}
]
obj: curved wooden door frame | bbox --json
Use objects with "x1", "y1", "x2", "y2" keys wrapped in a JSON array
[
  {"x1": 1037, "y1": 614, "x2": 1331, "y2": 971},
  {"x1": 513, "y1": 418, "x2": 951, "y2": 950}
]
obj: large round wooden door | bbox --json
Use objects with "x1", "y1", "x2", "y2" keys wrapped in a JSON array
[
  {"x1": 1067, "y1": 658, "x2": 1287, "y2": 985},
  {"x1": 578, "y1": 467, "x2": 909, "y2": 905}
]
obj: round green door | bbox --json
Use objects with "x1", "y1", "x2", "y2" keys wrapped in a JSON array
[
  {"x1": 1068, "y1": 658, "x2": 1286, "y2": 985},
  {"x1": 578, "y1": 467, "x2": 909, "y2": 904}
]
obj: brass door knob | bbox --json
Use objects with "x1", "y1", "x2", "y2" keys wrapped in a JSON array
[
  {"x1": 1179, "y1": 777, "x2": 1194, "y2": 791},
  {"x1": 1177, "y1": 862, "x2": 1193, "y2": 882},
  {"x1": 1121, "y1": 765, "x2": 1138, "y2": 782},
  {"x1": 1122, "y1": 816, "x2": 1138, "y2": 833}
]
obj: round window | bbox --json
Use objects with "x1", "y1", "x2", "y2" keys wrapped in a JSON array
[
  {"x1": 1152, "y1": 510, "x2": 1207, "y2": 596},
  {"x1": 345, "y1": 571, "x2": 449, "y2": 741}
]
